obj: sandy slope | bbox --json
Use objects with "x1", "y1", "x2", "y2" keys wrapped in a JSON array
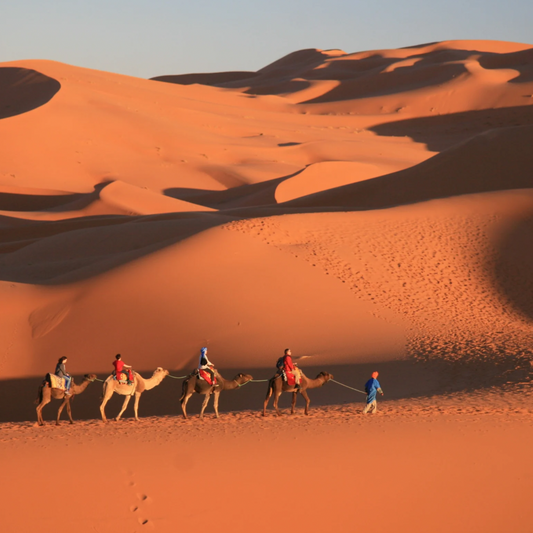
[
  {"x1": 1, "y1": 389, "x2": 532, "y2": 533},
  {"x1": 1, "y1": 38, "x2": 533, "y2": 533}
]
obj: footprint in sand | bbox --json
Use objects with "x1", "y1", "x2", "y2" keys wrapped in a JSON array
[{"x1": 127, "y1": 474, "x2": 154, "y2": 529}]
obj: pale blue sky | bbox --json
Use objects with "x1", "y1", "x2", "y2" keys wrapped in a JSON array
[{"x1": 1, "y1": 0, "x2": 532, "y2": 79}]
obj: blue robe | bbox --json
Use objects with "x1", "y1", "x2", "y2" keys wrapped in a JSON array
[{"x1": 365, "y1": 378, "x2": 381, "y2": 404}]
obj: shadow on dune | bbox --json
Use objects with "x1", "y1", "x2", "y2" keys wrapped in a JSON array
[
  {"x1": 0, "y1": 183, "x2": 108, "y2": 213},
  {"x1": 1, "y1": 123, "x2": 533, "y2": 284},
  {"x1": 163, "y1": 170, "x2": 303, "y2": 210},
  {"x1": 478, "y1": 47, "x2": 533, "y2": 83},
  {"x1": 301, "y1": 55, "x2": 467, "y2": 104},
  {"x1": 1, "y1": 358, "x2": 529, "y2": 424},
  {"x1": 0, "y1": 67, "x2": 61, "y2": 120},
  {"x1": 281, "y1": 125, "x2": 533, "y2": 210},
  {"x1": 151, "y1": 70, "x2": 258, "y2": 86},
  {"x1": 493, "y1": 213, "x2": 533, "y2": 322},
  {"x1": 370, "y1": 105, "x2": 533, "y2": 151},
  {"x1": 0, "y1": 210, "x2": 237, "y2": 284},
  {"x1": 152, "y1": 45, "x2": 533, "y2": 107}
]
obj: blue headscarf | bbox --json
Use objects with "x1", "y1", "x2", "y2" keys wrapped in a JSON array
[{"x1": 201, "y1": 347, "x2": 208, "y2": 357}]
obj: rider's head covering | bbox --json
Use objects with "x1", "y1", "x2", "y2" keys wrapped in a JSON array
[
  {"x1": 371, "y1": 371, "x2": 379, "y2": 379},
  {"x1": 201, "y1": 347, "x2": 208, "y2": 356}
]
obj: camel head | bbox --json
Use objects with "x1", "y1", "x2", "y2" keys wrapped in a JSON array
[
  {"x1": 317, "y1": 371, "x2": 333, "y2": 382},
  {"x1": 234, "y1": 373, "x2": 253, "y2": 385},
  {"x1": 153, "y1": 367, "x2": 169, "y2": 377},
  {"x1": 83, "y1": 374, "x2": 98, "y2": 382}
]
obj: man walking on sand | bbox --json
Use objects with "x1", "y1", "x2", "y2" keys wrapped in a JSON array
[{"x1": 363, "y1": 371, "x2": 384, "y2": 414}]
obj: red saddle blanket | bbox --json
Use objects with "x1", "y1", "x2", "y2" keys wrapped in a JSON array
[
  {"x1": 114, "y1": 372, "x2": 132, "y2": 384},
  {"x1": 283, "y1": 371, "x2": 296, "y2": 386},
  {"x1": 199, "y1": 369, "x2": 216, "y2": 385}
]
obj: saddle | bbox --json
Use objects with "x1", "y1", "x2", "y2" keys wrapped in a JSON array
[
  {"x1": 114, "y1": 372, "x2": 133, "y2": 385},
  {"x1": 198, "y1": 369, "x2": 216, "y2": 386},
  {"x1": 47, "y1": 373, "x2": 66, "y2": 390},
  {"x1": 282, "y1": 367, "x2": 301, "y2": 387}
]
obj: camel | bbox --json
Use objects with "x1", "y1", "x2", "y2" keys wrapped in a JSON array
[
  {"x1": 263, "y1": 370, "x2": 333, "y2": 416},
  {"x1": 36, "y1": 374, "x2": 98, "y2": 426},
  {"x1": 99, "y1": 367, "x2": 169, "y2": 422},
  {"x1": 180, "y1": 370, "x2": 253, "y2": 419}
]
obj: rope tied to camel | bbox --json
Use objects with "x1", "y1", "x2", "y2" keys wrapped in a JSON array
[
  {"x1": 330, "y1": 379, "x2": 366, "y2": 395},
  {"x1": 168, "y1": 374, "x2": 189, "y2": 380},
  {"x1": 236, "y1": 378, "x2": 270, "y2": 387}
]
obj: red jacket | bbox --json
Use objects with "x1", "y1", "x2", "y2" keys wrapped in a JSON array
[
  {"x1": 283, "y1": 355, "x2": 295, "y2": 373},
  {"x1": 113, "y1": 360, "x2": 124, "y2": 374}
]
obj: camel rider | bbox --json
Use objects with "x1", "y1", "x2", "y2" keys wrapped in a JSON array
[
  {"x1": 113, "y1": 354, "x2": 134, "y2": 383},
  {"x1": 55, "y1": 356, "x2": 72, "y2": 395},
  {"x1": 363, "y1": 371, "x2": 384, "y2": 414},
  {"x1": 277, "y1": 349, "x2": 300, "y2": 388},
  {"x1": 198, "y1": 347, "x2": 216, "y2": 385}
]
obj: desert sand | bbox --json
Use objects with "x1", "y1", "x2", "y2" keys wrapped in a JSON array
[{"x1": 1, "y1": 40, "x2": 533, "y2": 532}]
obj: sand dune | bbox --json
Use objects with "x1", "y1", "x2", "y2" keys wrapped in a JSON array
[{"x1": 1, "y1": 39, "x2": 533, "y2": 533}]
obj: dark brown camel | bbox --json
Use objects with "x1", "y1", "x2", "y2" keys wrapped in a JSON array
[
  {"x1": 180, "y1": 370, "x2": 253, "y2": 419},
  {"x1": 263, "y1": 370, "x2": 333, "y2": 416},
  {"x1": 35, "y1": 374, "x2": 98, "y2": 426}
]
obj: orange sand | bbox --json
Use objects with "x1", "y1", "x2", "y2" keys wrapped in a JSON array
[{"x1": 1, "y1": 39, "x2": 533, "y2": 532}]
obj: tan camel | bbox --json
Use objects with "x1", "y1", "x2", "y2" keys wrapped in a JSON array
[
  {"x1": 180, "y1": 370, "x2": 253, "y2": 419},
  {"x1": 36, "y1": 374, "x2": 98, "y2": 426},
  {"x1": 263, "y1": 370, "x2": 333, "y2": 416},
  {"x1": 99, "y1": 367, "x2": 169, "y2": 422}
]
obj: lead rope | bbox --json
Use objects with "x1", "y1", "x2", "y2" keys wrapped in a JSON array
[
  {"x1": 330, "y1": 379, "x2": 366, "y2": 395},
  {"x1": 237, "y1": 378, "x2": 270, "y2": 387}
]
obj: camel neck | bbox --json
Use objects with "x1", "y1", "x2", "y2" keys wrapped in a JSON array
[
  {"x1": 72, "y1": 379, "x2": 90, "y2": 394},
  {"x1": 142, "y1": 373, "x2": 166, "y2": 390},
  {"x1": 306, "y1": 377, "x2": 326, "y2": 389}
]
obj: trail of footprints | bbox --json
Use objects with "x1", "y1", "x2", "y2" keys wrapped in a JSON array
[
  {"x1": 223, "y1": 213, "x2": 533, "y2": 362},
  {"x1": 127, "y1": 471, "x2": 154, "y2": 529}
]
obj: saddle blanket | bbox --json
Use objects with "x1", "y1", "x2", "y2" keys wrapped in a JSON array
[
  {"x1": 198, "y1": 369, "x2": 216, "y2": 386},
  {"x1": 48, "y1": 374, "x2": 66, "y2": 390},
  {"x1": 283, "y1": 368, "x2": 301, "y2": 387},
  {"x1": 114, "y1": 372, "x2": 132, "y2": 384}
]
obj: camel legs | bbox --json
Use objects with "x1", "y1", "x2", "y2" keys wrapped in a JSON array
[
  {"x1": 56, "y1": 397, "x2": 71, "y2": 425},
  {"x1": 291, "y1": 392, "x2": 298, "y2": 414},
  {"x1": 272, "y1": 389, "x2": 283, "y2": 417},
  {"x1": 300, "y1": 389, "x2": 311, "y2": 415},
  {"x1": 99, "y1": 384, "x2": 115, "y2": 422},
  {"x1": 213, "y1": 391, "x2": 221, "y2": 418},
  {"x1": 116, "y1": 395, "x2": 132, "y2": 421},
  {"x1": 181, "y1": 391, "x2": 194, "y2": 419},
  {"x1": 132, "y1": 392, "x2": 141, "y2": 421},
  {"x1": 263, "y1": 383, "x2": 274, "y2": 416},
  {"x1": 199, "y1": 392, "x2": 211, "y2": 419},
  {"x1": 36, "y1": 388, "x2": 51, "y2": 426}
]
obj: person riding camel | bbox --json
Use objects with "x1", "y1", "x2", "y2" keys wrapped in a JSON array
[
  {"x1": 113, "y1": 354, "x2": 134, "y2": 384},
  {"x1": 55, "y1": 356, "x2": 72, "y2": 395},
  {"x1": 276, "y1": 348, "x2": 300, "y2": 388},
  {"x1": 197, "y1": 347, "x2": 216, "y2": 386}
]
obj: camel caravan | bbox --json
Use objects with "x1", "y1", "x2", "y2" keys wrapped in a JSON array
[{"x1": 35, "y1": 348, "x2": 336, "y2": 425}]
